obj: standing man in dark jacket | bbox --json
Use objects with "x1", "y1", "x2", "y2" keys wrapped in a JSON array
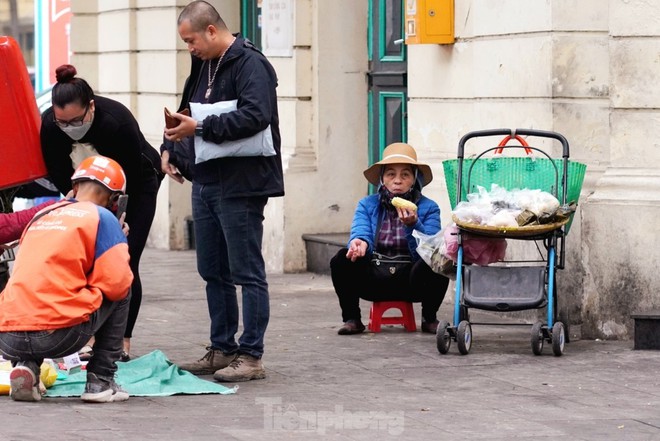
[{"x1": 162, "y1": 0, "x2": 284, "y2": 382}]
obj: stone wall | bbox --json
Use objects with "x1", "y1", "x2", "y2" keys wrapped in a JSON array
[
  {"x1": 68, "y1": 0, "x2": 370, "y2": 274},
  {"x1": 407, "y1": 0, "x2": 659, "y2": 339},
  {"x1": 68, "y1": 0, "x2": 659, "y2": 338},
  {"x1": 580, "y1": 0, "x2": 660, "y2": 339}
]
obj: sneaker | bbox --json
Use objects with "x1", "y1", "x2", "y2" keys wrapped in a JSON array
[
  {"x1": 9, "y1": 365, "x2": 41, "y2": 402},
  {"x1": 337, "y1": 319, "x2": 366, "y2": 335},
  {"x1": 213, "y1": 354, "x2": 266, "y2": 382},
  {"x1": 81, "y1": 373, "x2": 129, "y2": 403},
  {"x1": 119, "y1": 351, "x2": 130, "y2": 362},
  {"x1": 421, "y1": 319, "x2": 440, "y2": 334},
  {"x1": 178, "y1": 347, "x2": 237, "y2": 375}
]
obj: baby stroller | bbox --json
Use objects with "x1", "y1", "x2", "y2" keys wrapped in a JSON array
[{"x1": 437, "y1": 128, "x2": 586, "y2": 356}]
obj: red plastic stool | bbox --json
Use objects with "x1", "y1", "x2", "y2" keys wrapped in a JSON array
[{"x1": 368, "y1": 301, "x2": 417, "y2": 332}]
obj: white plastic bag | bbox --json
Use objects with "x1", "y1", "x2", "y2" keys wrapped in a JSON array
[
  {"x1": 413, "y1": 229, "x2": 456, "y2": 279},
  {"x1": 452, "y1": 184, "x2": 560, "y2": 226},
  {"x1": 191, "y1": 100, "x2": 276, "y2": 163}
]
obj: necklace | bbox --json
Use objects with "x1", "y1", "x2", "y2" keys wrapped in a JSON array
[{"x1": 205, "y1": 36, "x2": 237, "y2": 99}]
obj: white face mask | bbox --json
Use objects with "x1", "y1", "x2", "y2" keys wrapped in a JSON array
[{"x1": 60, "y1": 119, "x2": 93, "y2": 141}]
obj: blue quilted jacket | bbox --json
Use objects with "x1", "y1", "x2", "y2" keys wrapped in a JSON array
[{"x1": 347, "y1": 193, "x2": 441, "y2": 261}]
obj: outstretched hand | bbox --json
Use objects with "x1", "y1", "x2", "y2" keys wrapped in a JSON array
[{"x1": 346, "y1": 238, "x2": 368, "y2": 262}]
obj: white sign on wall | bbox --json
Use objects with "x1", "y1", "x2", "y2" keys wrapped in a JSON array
[{"x1": 261, "y1": 0, "x2": 293, "y2": 57}]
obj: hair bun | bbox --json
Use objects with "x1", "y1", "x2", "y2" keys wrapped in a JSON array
[{"x1": 55, "y1": 64, "x2": 77, "y2": 83}]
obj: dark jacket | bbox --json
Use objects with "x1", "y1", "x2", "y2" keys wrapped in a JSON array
[
  {"x1": 163, "y1": 35, "x2": 284, "y2": 198},
  {"x1": 41, "y1": 95, "x2": 163, "y2": 197}
]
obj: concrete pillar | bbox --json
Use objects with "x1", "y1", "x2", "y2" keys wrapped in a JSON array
[{"x1": 580, "y1": 0, "x2": 660, "y2": 339}]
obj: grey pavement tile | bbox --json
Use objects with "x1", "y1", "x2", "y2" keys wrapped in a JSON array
[
  {"x1": 545, "y1": 419, "x2": 660, "y2": 441},
  {"x1": 3, "y1": 248, "x2": 660, "y2": 440}
]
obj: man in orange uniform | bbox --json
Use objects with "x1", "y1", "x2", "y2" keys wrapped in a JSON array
[{"x1": 0, "y1": 155, "x2": 133, "y2": 403}]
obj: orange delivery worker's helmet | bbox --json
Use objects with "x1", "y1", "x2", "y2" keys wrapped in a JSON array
[{"x1": 70, "y1": 155, "x2": 127, "y2": 194}]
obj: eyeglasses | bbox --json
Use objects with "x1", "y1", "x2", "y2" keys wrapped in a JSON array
[{"x1": 54, "y1": 106, "x2": 90, "y2": 128}]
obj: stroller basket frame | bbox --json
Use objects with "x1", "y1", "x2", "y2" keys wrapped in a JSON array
[{"x1": 437, "y1": 128, "x2": 585, "y2": 357}]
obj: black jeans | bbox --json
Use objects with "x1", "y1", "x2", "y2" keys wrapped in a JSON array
[
  {"x1": 124, "y1": 174, "x2": 160, "y2": 339},
  {"x1": 0, "y1": 294, "x2": 130, "y2": 381},
  {"x1": 330, "y1": 248, "x2": 449, "y2": 323}
]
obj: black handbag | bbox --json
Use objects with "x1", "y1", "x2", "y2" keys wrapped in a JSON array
[{"x1": 371, "y1": 252, "x2": 411, "y2": 279}]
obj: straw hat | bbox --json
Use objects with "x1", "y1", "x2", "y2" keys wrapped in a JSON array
[{"x1": 363, "y1": 142, "x2": 433, "y2": 187}]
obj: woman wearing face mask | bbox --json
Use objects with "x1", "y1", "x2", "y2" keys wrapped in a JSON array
[
  {"x1": 40, "y1": 64, "x2": 164, "y2": 361},
  {"x1": 330, "y1": 142, "x2": 450, "y2": 336}
]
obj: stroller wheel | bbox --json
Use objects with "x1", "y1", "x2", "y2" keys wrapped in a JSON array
[
  {"x1": 436, "y1": 321, "x2": 451, "y2": 354},
  {"x1": 457, "y1": 321, "x2": 472, "y2": 355},
  {"x1": 552, "y1": 322, "x2": 566, "y2": 356},
  {"x1": 530, "y1": 321, "x2": 544, "y2": 355}
]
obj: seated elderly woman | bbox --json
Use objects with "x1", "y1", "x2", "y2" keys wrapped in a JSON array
[{"x1": 330, "y1": 142, "x2": 450, "y2": 335}]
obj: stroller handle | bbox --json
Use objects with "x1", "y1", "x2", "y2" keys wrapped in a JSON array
[{"x1": 457, "y1": 128, "x2": 570, "y2": 159}]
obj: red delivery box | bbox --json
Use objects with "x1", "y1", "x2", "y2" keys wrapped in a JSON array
[{"x1": 0, "y1": 36, "x2": 47, "y2": 190}]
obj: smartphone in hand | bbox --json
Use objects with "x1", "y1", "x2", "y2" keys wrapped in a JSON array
[{"x1": 115, "y1": 194, "x2": 129, "y2": 219}]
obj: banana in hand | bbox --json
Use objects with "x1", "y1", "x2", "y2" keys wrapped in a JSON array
[{"x1": 391, "y1": 197, "x2": 417, "y2": 211}]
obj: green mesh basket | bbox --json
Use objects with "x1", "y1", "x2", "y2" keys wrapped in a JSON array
[{"x1": 443, "y1": 157, "x2": 587, "y2": 233}]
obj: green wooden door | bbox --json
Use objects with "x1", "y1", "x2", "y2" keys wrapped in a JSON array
[{"x1": 368, "y1": 0, "x2": 408, "y2": 192}]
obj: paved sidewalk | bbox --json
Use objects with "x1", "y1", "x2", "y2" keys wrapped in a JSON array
[{"x1": 2, "y1": 248, "x2": 660, "y2": 440}]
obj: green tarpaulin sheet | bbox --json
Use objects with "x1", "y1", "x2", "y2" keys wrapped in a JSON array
[{"x1": 46, "y1": 349, "x2": 236, "y2": 397}]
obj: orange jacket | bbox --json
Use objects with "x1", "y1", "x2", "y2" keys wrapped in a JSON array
[{"x1": 0, "y1": 200, "x2": 133, "y2": 331}]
